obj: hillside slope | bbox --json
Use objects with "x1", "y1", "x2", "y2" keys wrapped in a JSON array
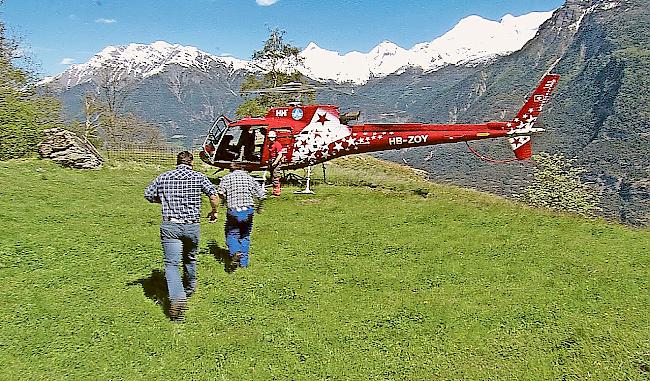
[
  {"x1": 372, "y1": 0, "x2": 649, "y2": 226},
  {"x1": 1, "y1": 157, "x2": 648, "y2": 380},
  {"x1": 57, "y1": 62, "x2": 248, "y2": 147}
]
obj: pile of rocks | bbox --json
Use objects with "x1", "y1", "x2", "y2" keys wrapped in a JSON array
[{"x1": 38, "y1": 128, "x2": 104, "y2": 169}]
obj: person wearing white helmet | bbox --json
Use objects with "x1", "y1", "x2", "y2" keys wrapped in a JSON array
[{"x1": 267, "y1": 130, "x2": 284, "y2": 196}]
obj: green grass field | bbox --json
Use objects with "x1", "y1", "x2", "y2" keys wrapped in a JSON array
[{"x1": 1, "y1": 157, "x2": 648, "y2": 380}]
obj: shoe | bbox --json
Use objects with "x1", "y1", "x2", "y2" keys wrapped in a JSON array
[
  {"x1": 169, "y1": 300, "x2": 187, "y2": 322},
  {"x1": 229, "y1": 252, "x2": 242, "y2": 272},
  {"x1": 183, "y1": 278, "x2": 197, "y2": 299}
]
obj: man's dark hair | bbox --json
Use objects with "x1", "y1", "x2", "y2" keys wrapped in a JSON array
[
  {"x1": 177, "y1": 151, "x2": 194, "y2": 165},
  {"x1": 229, "y1": 162, "x2": 244, "y2": 170}
]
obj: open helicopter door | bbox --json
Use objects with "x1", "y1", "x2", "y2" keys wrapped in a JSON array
[
  {"x1": 226, "y1": 125, "x2": 266, "y2": 164},
  {"x1": 200, "y1": 115, "x2": 230, "y2": 165}
]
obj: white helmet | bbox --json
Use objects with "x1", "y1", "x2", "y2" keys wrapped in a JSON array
[{"x1": 268, "y1": 130, "x2": 277, "y2": 138}]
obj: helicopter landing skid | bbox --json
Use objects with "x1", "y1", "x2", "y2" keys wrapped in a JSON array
[{"x1": 292, "y1": 166, "x2": 315, "y2": 194}]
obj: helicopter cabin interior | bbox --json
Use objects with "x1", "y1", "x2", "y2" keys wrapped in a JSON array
[
  {"x1": 201, "y1": 116, "x2": 270, "y2": 165},
  {"x1": 212, "y1": 126, "x2": 265, "y2": 162}
]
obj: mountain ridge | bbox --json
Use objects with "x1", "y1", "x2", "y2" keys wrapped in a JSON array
[{"x1": 42, "y1": 11, "x2": 554, "y2": 87}]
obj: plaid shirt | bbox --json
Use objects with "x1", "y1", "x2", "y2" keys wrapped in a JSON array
[
  {"x1": 144, "y1": 164, "x2": 217, "y2": 222},
  {"x1": 218, "y1": 170, "x2": 266, "y2": 210}
]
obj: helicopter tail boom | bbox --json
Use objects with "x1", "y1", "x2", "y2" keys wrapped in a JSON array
[{"x1": 507, "y1": 73, "x2": 560, "y2": 160}]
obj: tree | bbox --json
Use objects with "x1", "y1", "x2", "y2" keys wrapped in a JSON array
[
  {"x1": 81, "y1": 93, "x2": 165, "y2": 148},
  {"x1": 252, "y1": 28, "x2": 302, "y2": 88},
  {"x1": 111, "y1": 113, "x2": 166, "y2": 147},
  {"x1": 80, "y1": 60, "x2": 164, "y2": 148},
  {"x1": 93, "y1": 59, "x2": 138, "y2": 117},
  {"x1": 520, "y1": 152, "x2": 602, "y2": 217},
  {"x1": 0, "y1": 19, "x2": 64, "y2": 160},
  {"x1": 87, "y1": 60, "x2": 142, "y2": 147},
  {"x1": 236, "y1": 28, "x2": 311, "y2": 117},
  {"x1": 66, "y1": 94, "x2": 103, "y2": 148}
]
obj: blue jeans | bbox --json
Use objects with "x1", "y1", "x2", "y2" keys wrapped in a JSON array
[
  {"x1": 160, "y1": 222, "x2": 200, "y2": 304},
  {"x1": 225, "y1": 207, "x2": 254, "y2": 267}
]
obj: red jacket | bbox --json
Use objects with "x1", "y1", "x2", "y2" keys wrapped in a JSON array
[{"x1": 269, "y1": 141, "x2": 283, "y2": 163}]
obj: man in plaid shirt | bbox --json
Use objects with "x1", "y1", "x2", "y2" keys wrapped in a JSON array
[
  {"x1": 144, "y1": 151, "x2": 219, "y2": 321},
  {"x1": 217, "y1": 163, "x2": 266, "y2": 270}
]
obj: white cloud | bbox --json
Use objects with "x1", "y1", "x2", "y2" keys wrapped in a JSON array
[
  {"x1": 95, "y1": 18, "x2": 116, "y2": 24},
  {"x1": 60, "y1": 58, "x2": 75, "y2": 65},
  {"x1": 256, "y1": 0, "x2": 279, "y2": 6}
]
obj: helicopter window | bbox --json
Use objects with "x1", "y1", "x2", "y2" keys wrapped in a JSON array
[
  {"x1": 254, "y1": 130, "x2": 266, "y2": 145},
  {"x1": 207, "y1": 116, "x2": 228, "y2": 141},
  {"x1": 214, "y1": 134, "x2": 237, "y2": 160}
]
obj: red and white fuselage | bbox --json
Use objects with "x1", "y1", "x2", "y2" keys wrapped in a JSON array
[{"x1": 200, "y1": 74, "x2": 560, "y2": 171}]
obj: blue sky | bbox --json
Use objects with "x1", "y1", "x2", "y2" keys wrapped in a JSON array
[{"x1": 1, "y1": 0, "x2": 563, "y2": 77}]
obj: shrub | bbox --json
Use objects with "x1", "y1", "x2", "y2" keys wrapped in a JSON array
[
  {"x1": 521, "y1": 152, "x2": 602, "y2": 217},
  {"x1": 0, "y1": 88, "x2": 42, "y2": 160}
]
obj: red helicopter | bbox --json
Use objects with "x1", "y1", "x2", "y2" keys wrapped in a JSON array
[{"x1": 199, "y1": 74, "x2": 560, "y2": 176}]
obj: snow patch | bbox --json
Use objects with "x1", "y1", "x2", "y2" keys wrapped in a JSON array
[
  {"x1": 600, "y1": 2, "x2": 620, "y2": 11},
  {"x1": 571, "y1": 4, "x2": 598, "y2": 32}
]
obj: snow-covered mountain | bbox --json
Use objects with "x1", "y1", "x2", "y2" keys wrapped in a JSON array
[
  {"x1": 42, "y1": 40, "x2": 254, "y2": 88},
  {"x1": 299, "y1": 11, "x2": 554, "y2": 83},
  {"x1": 42, "y1": 11, "x2": 554, "y2": 88}
]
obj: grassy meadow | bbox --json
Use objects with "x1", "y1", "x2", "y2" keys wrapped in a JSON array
[{"x1": 0, "y1": 156, "x2": 648, "y2": 380}]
